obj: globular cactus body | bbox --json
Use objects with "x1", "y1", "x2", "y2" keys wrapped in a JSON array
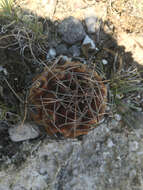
[{"x1": 29, "y1": 61, "x2": 107, "y2": 138}]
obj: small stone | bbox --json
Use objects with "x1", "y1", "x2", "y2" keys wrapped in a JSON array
[
  {"x1": 127, "y1": 99, "x2": 131, "y2": 104},
  {"x1": 81, "y1": 35, "x2": 96, "y2": 57},
  {"x1": 68, "y1": 45, "x2": 81, "y2": 57},
  {"x1": 107, "y1": 139, "x2": 114, "y2": 148},
  {"x1": 111, "y1": 119, "x2": 119, "y2": 128},
  {"x1": 106, "y1": 106, "x2": 110, "y2": 111},
  {"x1": 82, "y1": 35, "x2": 95, "y2": 49},
  {"x1": 46, "y1": 48, "x2": 56, "y2": 59},
  {"x1": 102, "y1": 59, "x2": 108, "y2": 65},
  {"x1": 85, "y1": 16, "x2": 97, "y2": 34},
  {"x1": 8, "y1": 123, "x2": 39, "y2": 142},
  {"x1": 56, "y1": 44, "x2": 68, "y2": 55},
  {"x1": 114, "y1": 113, "x2": 121, "y2": 121},
  {"x1": 129, "y1": 141, "x2": 139, "y2": 152},
  {"x1": 58, "y1": 16, "x2": 86, "y2": 45}
]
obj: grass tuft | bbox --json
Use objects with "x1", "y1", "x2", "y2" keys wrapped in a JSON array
[
  {"x1": 0, "y1": 0, "x2": 14, "y2": 17},
  {"x1": 109, "y1": 64, "x2": 143, "y2": 127}
]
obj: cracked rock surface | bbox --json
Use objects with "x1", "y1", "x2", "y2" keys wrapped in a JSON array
[{"x1": 1, "y1": 119, "x2": 143, "y2": 190}]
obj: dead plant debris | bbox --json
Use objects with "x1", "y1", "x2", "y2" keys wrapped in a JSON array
[{"x1": 28, "y1": 61, "x2": 107, "y2": 138}]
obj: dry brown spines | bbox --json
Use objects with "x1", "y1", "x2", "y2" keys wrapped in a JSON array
[{"x1": 29, "y1": 61, "x2": 107, "y2": 138}]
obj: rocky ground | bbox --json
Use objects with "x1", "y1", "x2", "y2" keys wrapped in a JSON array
[{"x1": 0, "y1": 0, "x2": 143, "y2": 189}]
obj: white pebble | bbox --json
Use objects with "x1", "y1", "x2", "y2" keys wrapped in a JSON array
[
  {"x1": 114, "y1": 113, "x2": 121, "y2": 121},
  {"x1": 46, "y1": 48, "x2": 56, "y2": 59},
  {"x1": 137, "y1": 94, "x2": 141, "y2": 98},
  {"x1": 106, "y1": 106, "x2": 110, "y2": 111},
  {"x1": 127, "y1": 99, "x2": 131, "y2": 104},
  {"x1": 82, "y1": 35, "x2": 96, "y2": 49},
  {"x1": 107, "y1": 139, "x2": 114, "y2": 148},
  {"x1": 129, "y1": 141, "x2": 139, "y2": 152},
  {"x1": 102, "y1": 59, "x2": 108, "y2": 65},
  {"x1": 8, "y1": 123, "x2": 39, "y2": 142},
  {"x1": 85, "y1": 16, "x2": 97, "y2": 34}
]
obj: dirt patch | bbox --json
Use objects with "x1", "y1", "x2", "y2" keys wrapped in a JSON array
[{"x1": 107, "y1": 0, "x2": 143, "y2": 33}]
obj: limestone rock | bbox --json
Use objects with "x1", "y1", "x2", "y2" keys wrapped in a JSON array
[
  {"x1": 8, "y1": 123, "x2": 39, "y2": 142},
  {"x1": 85, "y1": 16, "x2": 98, "y2": 34},
  {"x1": 1, "y1": 119, "x2": 143, "y2": 189}
]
